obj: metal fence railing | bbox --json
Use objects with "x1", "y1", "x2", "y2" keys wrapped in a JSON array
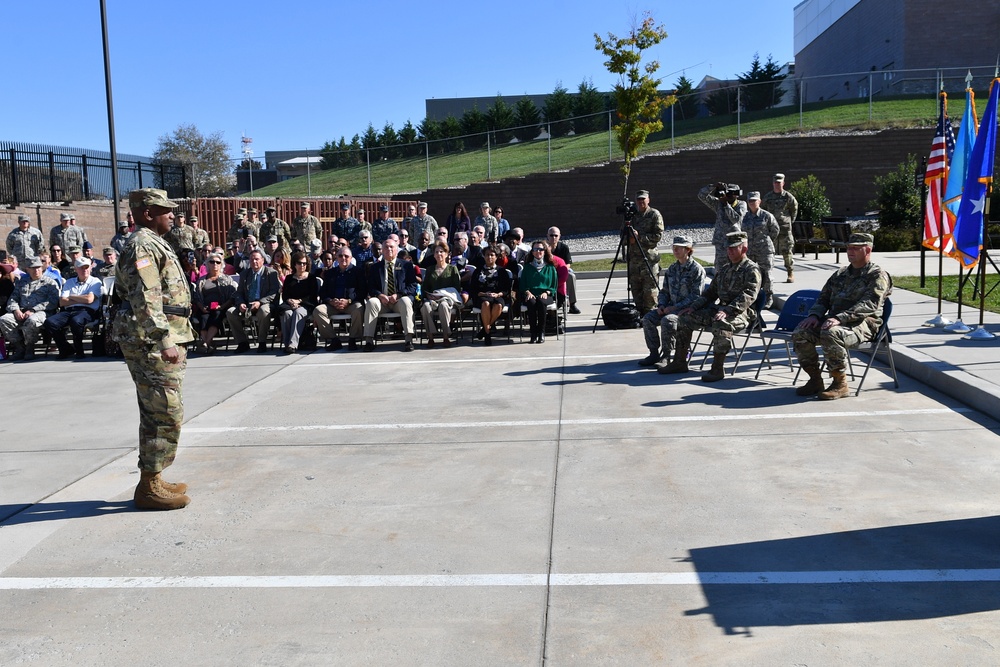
[{"x1": 0, "y1": 141, "x2": 187, "y2": 205}]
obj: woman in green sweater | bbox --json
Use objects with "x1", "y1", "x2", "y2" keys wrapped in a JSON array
[
  {"x1": 420, "y1": 241, "x2": 462, "y2": 348},
  {"x1": 520, "y1": 240, "x2": 558, "y2": 343}
]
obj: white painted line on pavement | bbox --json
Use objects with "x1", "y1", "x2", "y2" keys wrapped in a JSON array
[
  {"x1": 3, "y1": 569, "x2": 1000, "y2": 590},
  {"x1": 185, "y1": 408, "x2": 969, "y2": 434}
]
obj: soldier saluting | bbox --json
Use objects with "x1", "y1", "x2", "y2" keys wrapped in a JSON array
[{"x1": 113, "y1": 188, "x2": 195, "y2": 510}]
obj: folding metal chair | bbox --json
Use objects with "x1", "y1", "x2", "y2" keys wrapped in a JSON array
[
  {"x1": 691, "y1": 288, "x2": 769, "y2": 375},
  {"x1": 852, "y1": 298, "x2": 898, "y2": 395},
  {"x1": 754, "y1": 289, "x2": 821, "y2": 379}
]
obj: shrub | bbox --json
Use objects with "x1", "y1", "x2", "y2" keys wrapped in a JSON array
[
  {"x1": 873, "y1": 226, "x2": 920, "y2": 252},
  {"x1": 870, "y1": 154, "x2": 921, "y2": 229},
  {"x1": 789, "y1": 174, "x2": 832, "y2": 222}
]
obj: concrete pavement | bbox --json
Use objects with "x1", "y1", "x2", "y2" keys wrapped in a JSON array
[{"x1": 1, "y1": 254, "x2": 1000, "y2": 665}]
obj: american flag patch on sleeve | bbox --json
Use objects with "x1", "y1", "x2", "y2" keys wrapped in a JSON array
[{"x1": 136, "y1": 258, "x2": 152, "y2": 270}]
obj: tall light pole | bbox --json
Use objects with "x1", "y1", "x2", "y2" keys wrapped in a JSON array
[
  {"x1": 242, "y1": 134, "x2": 254, "y2": 196},
  {"x1": 99, "y1": 0, "x2": 121, "y2": 223}
]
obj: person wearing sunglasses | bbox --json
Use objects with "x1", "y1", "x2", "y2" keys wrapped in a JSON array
[
  {"x1": 520, "y1": 241, "x2": 558, "y2": 344},
  {"x1": 193, "y1": 252, "x2": 236, "y2": 354},
  {"x1": 278, "y1": 251, "x2": 320, "y2": 354}
]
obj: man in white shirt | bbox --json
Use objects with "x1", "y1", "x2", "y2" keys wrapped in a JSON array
[{"x1": 44, "y1": 256, "x2": 104, "y2": 359}]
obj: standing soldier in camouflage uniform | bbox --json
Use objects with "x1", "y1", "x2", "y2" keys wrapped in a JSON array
[
  {"x1": 189, "y1": 215, "x2": 211, "y2": 249},
  {"x1": 371, "y1": 204, "x2": 399, "y2": 243},
  {"x1": 410, "y1": 202, "x2": 438, "y2": 240},
  {"x1": 111, "y1": 221, "x2": 131, "y2": 254},
  {"x1": 164, "y1": 211, "x2": 195, "y2": 256},
  {"x1": 662, "y1": 231, "x2": 761, "y2": 382},
  {"x1": 761, "y1": 173, "x2": 799, "y2": 283},
  {"x1": 792, "y1": 233, "x2": 891, "y2": 400},
  {"x1": 474, "y1": 202, "x2": 499, "y2": 243},
  {"x1": 0, "y1": 257, "x2": 59, "y2": 360},
  {"x1": 6, "y1": 214, "x2": 46, "y2": 266},
  {"x1": 292, "y1": 202, "x2": 324, "y2": 247},
  {"x1": 698, "y1": 182, "x2": 746, "y2": 270},
  {"x1": 627, "y1": 190, "x2": 664, "y2": 315},
  {"x1": 332, "y1": 202, "x2": 362, "y2": 245},
  {"x1": 637, "y1": 236, "x2": 706, "y2": 370},
  {"x1": 113, "y1": 188, "x2": 195, "y2": 510},
  {"x1": 741, "y1": 191, "x2": 780, "y2": 306},
  {"x1": 259, "y1": 206, "x2": 291, "y2": 252},
  {"x1": 50, "y1": 212, "x2": 87, "y2": 252}
]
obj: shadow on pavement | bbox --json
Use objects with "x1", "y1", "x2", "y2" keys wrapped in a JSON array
[
  {"x1": 0, "y1": 500, "x2": 133, "y2": 525},
  {"x1": 683, "y1": 515, "x2": 1000, "y2": 637}
]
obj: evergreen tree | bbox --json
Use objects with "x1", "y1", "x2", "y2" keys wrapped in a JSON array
[
  {"x1": 460, "y1": 106, "x2": 488, "y2": 148},
  {"x1": 573, "y1": 79, "x2": 608, "y2": 133},
  {"x1": 398, "y1": 120, "x2": 420, "y2": 157},
  {"x1": 543, "y1": 83, "x2": 574, "y2": 137},
  {"x1": 673, "y1": 75, "x2": 700, "y2": 121},
  {"x1": 704, "y1": 86, "x2": 737, "y2": 116},
  {"x1": 347, "y1": 134, "x2": 362, "y2": 165},
  {"x1": 738, "y1": 53, "x2": 786, "y2": 111},
  {"x1": 486, "y1": 96, "x2": 517, "y2": 144},
  {"x1": 361, "y1": 123, "x2": 380, "y2": 149},
  {"x1": 513, "y1": 97, "x2": 542, "y2": 142},
  {"x1": 379, "y1": 122, "x2": 399, "y2": 159},
  {"x1": 440, "y1": 115, "x2": 464, "y2": 152},
  {"x1": 319, "y1": 138, "x2": 341, "y2": 169}
]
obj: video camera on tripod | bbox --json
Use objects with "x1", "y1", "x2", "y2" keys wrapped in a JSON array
[{"x1": 615, "y1": 196, "x2": 638, "y2": 222}]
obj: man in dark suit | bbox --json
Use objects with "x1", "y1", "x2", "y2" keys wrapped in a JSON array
[
  {"x1": 362, "y1": 237, "x2": 418, "y2": 351},
  {"x1": 225, "y1": 249, "x2": 280, "y2": 353}
]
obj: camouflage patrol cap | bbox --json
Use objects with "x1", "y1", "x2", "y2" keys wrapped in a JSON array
[
  {"x1": 265, "y1": 235, "x2": 278, "y2": 242},
  {"x1": 847, "y1": 233, "x2": 874, "y2": 247},
  {"x1": 480, "y1": 202, "x2": 490, "y2": 209},
  {"x1": 300, "y1": 202, "x2": 310, "y2": 208},
  {"x1": 103, "y1": 246, "x2": 115, "y2": 255},
  {"x1": 128, "y1": 188, "x2": 178, "y2": 209},
  {"x1": 726, "y1": 231, "x2": 748, "y2": 247},
  {"x1": 117, "y1": 220, "x2": 129, "y2": 229},
  {"x1": 238, "y1": 207, "x2": 248, "y2": 214},
  {"x1": 27, "y1": 258, "x2": 43, "y2": 268},
  {"x1": 357, "y1": 209, "x2": 365, "y2": 215},
  {"x1": 17, "y1": 214, "x2": 30, "y2": 223},
  {"x1": 66, "y1": 245, "x2": 82, "y2": 254},
  {"x1": 747, "y1": 191, "x2": 761, "y2": 200},
  {"x1": 672, "y1": 235, "x2": 694, "y2": 248},
  {"x1": 417, "y1": 201, "x2": 428, "y2": 208},
  {"x1": 60, "y1": 212, "x2": 73, "y2": 221},
  {"x1": 725, "y1": 184, "x2": 742, "y2": 195},
  {"x1": 266, "y1": 206, "x2": 277, "y2": 212},
  {"x1": 636, "y1": 190, "x2": 649, "y2": 199},
  {"x1": 249, "y1": 208, "x2": 257, "y2": 213},
  {"x1": 189, "y1": 215, "x2": 198, "y2": 222},
  {"x1": 773, "y1": 173, "x2": 785, "y2": 182},
  {"x1": 176, "y1": 211, "x2": 186, "y2": 218},
  {"x1": 235, "y1": 214, "x2": 245, "y2": 221}
]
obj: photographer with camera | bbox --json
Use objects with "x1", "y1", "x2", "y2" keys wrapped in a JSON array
[
  {"x1": 625, "y1": 190, "x2": 664, "y2": 315},
  {"x1": 698, "y1": 182, "x2": 746, "y2": 270}
]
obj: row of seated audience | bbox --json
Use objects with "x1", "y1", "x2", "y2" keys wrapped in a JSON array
[{"x1": 190, "y1": 226, "x2": 565, "y2": 355}]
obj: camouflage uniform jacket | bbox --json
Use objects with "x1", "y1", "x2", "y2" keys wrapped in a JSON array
[
  {"x1": 111, "y1": 231, "x2": 131, "y2": 254},
  {"x1": 259, "y1": 218, "x2": 292, "y2": 249},
  {"x1": 332, "y1": 217, "x2": 362, "y2": 245},
  {"x1": 628, "y1": 206, "x2": 664, "y2": 263},
  {"x1": 113, "y1": 228, "x2": 195, "y2": 351},
  {"x1": 741, "y1": 208, "x2": 779, "y2": 260},
  {"x1": 7, "y1": 274, "x2": 59, "y2": 314},
  {"x1": 690, "y1": 257, "x2": 761, "y2": 319},
  {"x1": 411, "y1": 214, "x2": 439, "y2": 240},
  {"x1": 371, "y1": 217, "x2": 400, "y2": 243},
  {"x1": 809, "y1": 262, "x2": 891, "y2": 333},
  {"x1": 698, "y1": 185, "x2": 746, "y2": 248},
  {"x1": 474, "y1": 214, "x2": 499, "y2": 242},
  {"x1": 292, "y1": 214, "x2": 323, "y2": 246},
  {"x1": 761, "y1": 190, "x2": 798, "y2": 232},
  {"x1": 191, "y1": 227, "x2": 211, "y2": 249},
  {"x1": 50, "y1": 225, "x2": 87, "y2": 251},
  {"x1": 6, "y1": 227, "x2": 46, "y2": 264},
  {"x1": 657, "y1": 258, "x2": 706, "y2": 310},
  {"x1": 227, "y1": 220, "x2": 262, "y2": 244},
  {"x1": 164, "y1": 224, "x2": 195, "y2": 255}
]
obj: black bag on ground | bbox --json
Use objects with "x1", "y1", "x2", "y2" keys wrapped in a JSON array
[{"x1": 601, "y1": 301, "x2": 641, "y2": 329}]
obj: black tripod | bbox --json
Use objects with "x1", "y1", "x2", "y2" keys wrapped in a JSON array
[{"x1": 592, "y1": 218, "x2": 659, "y2": 333}]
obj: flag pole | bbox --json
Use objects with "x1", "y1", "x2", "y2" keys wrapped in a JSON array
[{"x1": 925, "y1": 90, "x2": 953, "y2": 326}]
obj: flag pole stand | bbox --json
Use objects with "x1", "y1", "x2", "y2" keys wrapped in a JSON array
[
  {"x1": 946, "y1": 319, "x2": 972, "y2": 333},
  {"x1": 964, "y1": 325, "x2": 995, "y2": 340},
  {"x1": 924, "y1": 313, "x2": 953, "y2": 327},
  {"x1": 964, "y1": 190, "x2": 996, "y2": 340}
]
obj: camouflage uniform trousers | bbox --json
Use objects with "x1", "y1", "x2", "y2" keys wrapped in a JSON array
[
  {"x1": 676, "y1": 307, "x2": 753, "y2": 356},
  {"x1": 628, "y1": 259, "x2": 660, "y2": 313},
  {"x1": 120, "y1": 340, "x2": 187, "y2": 473},
  {"x1": 776, "y1": 228, "x2": 794, "y2": 271},
  {"x1": 713, "y1": 245, "x2": 729, "y2": 272},
  {"x1": 0, "y1": 311, "x2": 48, "y2": 348},
  {"x1": 748, "y1": 253, "x2": 773, "y2": 297},
  {"x1": 791, "y1": 323, "x2": 870, "y2": 373},
  {"x1": 641, "y1": 310, "x2": 680, "y2": 360}
]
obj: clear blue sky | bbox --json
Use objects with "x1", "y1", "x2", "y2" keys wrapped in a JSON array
[{"x1": 3, "y1": 1, "x2": 795, "y2": 161}]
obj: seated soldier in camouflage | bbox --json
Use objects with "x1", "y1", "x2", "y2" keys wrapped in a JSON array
[
  {"x1": 661, "y1": 231, "x2": 761, "y2": 382},
  {"x1": 791, "y1": 233, "x2": 891, "y2": 400},
  {"x1": 637, "y1": 236, "x2": 706, "y2": 371}
]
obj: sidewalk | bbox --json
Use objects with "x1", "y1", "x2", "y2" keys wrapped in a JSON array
[{"x1": 578, "y1": 246, "x2": 1000, "y2": 418}]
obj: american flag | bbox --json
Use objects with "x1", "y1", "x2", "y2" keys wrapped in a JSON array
[{"x1": 923, "y1": 93, "x2": 957, "y2": 253}]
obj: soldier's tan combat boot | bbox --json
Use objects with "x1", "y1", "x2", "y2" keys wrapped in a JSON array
[
  {"x1": 701, "y1": 351, "x2": 727, "y2": 382},
  {"x1": 786, "y1": 270, "x2": 795, "y2": 283},
  {"x1": 818, "y1": 370, "x2": 850, "y2": 400},
  {"x1": 159, "y1": 478, "x2": 188, "y2": 494},
  {"x1": 134, "y1": 471, "x2": 190, "y2": 510},
  {"x1": 659, "y1": 342, "x2": 690, "y2": 374},
  {"x1": 796, "y1": 365, "x2": 825, "y2": 396}
]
